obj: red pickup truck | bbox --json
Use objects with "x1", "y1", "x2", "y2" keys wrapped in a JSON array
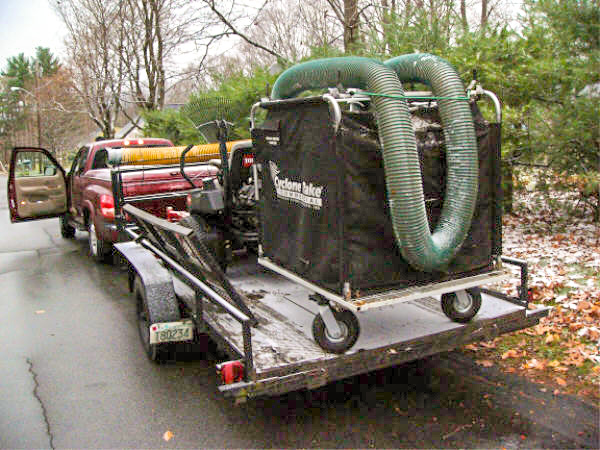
[{"x1": 7, "y1": 138, "x2": 217, "y2": 262}]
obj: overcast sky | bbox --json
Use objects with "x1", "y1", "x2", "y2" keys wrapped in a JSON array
[{"x1": 0, "y1": 0, "x2": 66, "y2": 70}]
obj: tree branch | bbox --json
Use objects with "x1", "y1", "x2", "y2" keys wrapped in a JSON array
[{"x1": 202, "y1": 0, "x2": 288, "y2": 62}]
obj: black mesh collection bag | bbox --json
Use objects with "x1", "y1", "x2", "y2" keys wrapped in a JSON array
[{"x1": 252, "y1": 98, "x2": 501, "y2": 296}]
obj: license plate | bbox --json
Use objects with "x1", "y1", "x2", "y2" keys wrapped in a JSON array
[{"x1": 149, "y1": 320, "x2": 194, "y2": 344}]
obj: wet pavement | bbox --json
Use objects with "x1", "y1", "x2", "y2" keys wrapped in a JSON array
[{"x1": 0, "y1": 175, "x2": 598, "y2": 448}]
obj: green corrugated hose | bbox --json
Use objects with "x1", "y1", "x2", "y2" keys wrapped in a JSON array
[{"x1": 271, "y1": 55, "x2": 477, "y2": 272}]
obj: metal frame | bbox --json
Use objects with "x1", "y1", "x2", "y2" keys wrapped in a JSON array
[
  {"x1": 481, "y1": 257, "x2": 530, "y2": 309},
  {"x1": 121, "y1": 203, "x2": 256, "y2": 380},
  {"x1": 250, "y1": 92, "x2": 442, "y2": 135},
  {"x1": 111, "y1": 162, "x2": 209, "y2": 224},
  {"x1": 258, "y1": 257, "x2": 511, "y2": 312}
]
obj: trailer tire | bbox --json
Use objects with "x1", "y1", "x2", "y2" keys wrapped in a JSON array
[
  {"x1": 134, "y1": 275, "x2": 178, "y2": 363},
  {"x1": 312, "y1": 309, "x2": 360, "y2": 354},
  {"x1": 60, "y1": 215, "x2": 76, "y2": 238},
  {"x1": 441, "y1": 288, "x2": 482, "y2": 323}
]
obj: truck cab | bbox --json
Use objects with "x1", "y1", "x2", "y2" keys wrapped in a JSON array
[{"x1": 7, "y1": 138, "x2": 177, "y2": 262}]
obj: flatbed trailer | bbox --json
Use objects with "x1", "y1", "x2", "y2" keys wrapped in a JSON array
[{"x1": 116, "y1": 203, "x2": 549, "y2": 403}]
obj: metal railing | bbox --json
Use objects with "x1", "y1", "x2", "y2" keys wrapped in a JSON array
[{"x1": 123, "y1": 203, "x2": 255, "y2": 380}]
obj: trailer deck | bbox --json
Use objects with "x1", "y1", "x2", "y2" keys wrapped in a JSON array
[{"x1": 168, "y1": 253, "x2": 548, "y2": 401}]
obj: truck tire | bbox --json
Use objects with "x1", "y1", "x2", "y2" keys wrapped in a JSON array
[
  {"x1": 312, "y1": 309, "x2": 360, "y2": 354},
  {"x1": 134, "y1": 275, "x2": 179, "y2": 363},
  {"x1": 88, "y1": 220, "x2": 112, "y2": 263},
  {"x1": 441, "y1": 288, "x2": 482, "y2": 323},
  {"x1": 60, "y1": 215, "x2": 76, "y2": 239}
]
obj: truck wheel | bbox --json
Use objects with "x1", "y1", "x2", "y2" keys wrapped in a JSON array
[
  {"x1": 60, "y1": 215, "x2": 76, "y2": 239},
  {"x1": 134, "y1": 275, "x2": 171, "y2": 363},
  {"x1": 441, "y1": 288, "x2": 482, "y2": 323},
  {"x1": 88, "y1": 220, "x2": 112, "y2": 263},
  {"x1": 312, "y1": 309, "x2": 360, "y2": 354}
]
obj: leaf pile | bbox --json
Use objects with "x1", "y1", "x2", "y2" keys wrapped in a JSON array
[{"x1": 467, "y1": 188, "x2": 600, "y2": 402}]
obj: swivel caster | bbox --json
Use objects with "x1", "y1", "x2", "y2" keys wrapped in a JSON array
[
  {"x1": 312, "y1": 305, "x2": 360, "y2": 354},
  {"x1": 441, "y1": 287, "x2": 482, "y2": 323}
]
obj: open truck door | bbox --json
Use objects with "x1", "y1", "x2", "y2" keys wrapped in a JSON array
[{"x1": 7, "y1": 147, "x2": 67, "y2": 223}]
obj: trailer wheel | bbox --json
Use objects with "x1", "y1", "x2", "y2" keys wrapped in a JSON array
[
  {"x1": 312, "y1": 309, "x2": 360, "y2": 354},
  {"x1": 441, "y1": 288, "x2": 482, "y2": 323},
  {"x1": 134, "y1": 275, "x2": 170, "y2": 362},
  {"x1": 60, "y1": 215, "x2": 75, "y2": 239}
]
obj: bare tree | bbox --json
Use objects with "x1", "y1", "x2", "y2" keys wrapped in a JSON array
[
  {"x1": 119, "y1": 0, "x2": 206, "y2": 110},
  {"x1": 461, "y1": 0, "x2": 469, "y2": 32},
  {"x1": 53, "y1": 0, "x2": 124, "y2": 138},
  {"x1": 197, "y1": 0, "x2": 353, "y2": 75},
  {"x1": 459, "y1": 0, "x2": 513, "y2": 32},
  {"x1": 37, "y1": 68, "x2": 94, "y2": 156},
  {"x1": 198, "y1": 0, "x2": 288, "y2": 62},
  {"x1": 233, "y1": 0, "x2": 344, "y2": 68},
  {"x1": 325, "y1": 0, "x2": 365, "y2": 52}
]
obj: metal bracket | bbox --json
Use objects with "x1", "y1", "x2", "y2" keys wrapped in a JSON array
[
  {"x1": 318, "y1": 304, "x2": 343, "y2": 339},
  {"x1": 481, "y1": 257, "x2": 529, "y2": 309}
]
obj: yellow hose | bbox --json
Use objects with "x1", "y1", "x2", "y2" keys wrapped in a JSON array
[{"x1": 112, "y1": 140, "x2": 251, "y2": 166}]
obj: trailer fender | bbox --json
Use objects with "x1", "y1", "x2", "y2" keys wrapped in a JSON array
[{"x1": 115, "y1": 241, "x2": 180, "y2": 322}]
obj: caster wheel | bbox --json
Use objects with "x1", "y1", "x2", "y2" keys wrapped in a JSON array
[
  {"x1": 312, "y1": 309, "x2": 360, "y2": 354},
  {"x1": 441, "y1": 288, "x2": 482, "y2": 323}
]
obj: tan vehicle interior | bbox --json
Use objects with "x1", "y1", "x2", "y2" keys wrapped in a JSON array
[{"x1": 13, "y1": 151, "x2": 67, "y2": 219}]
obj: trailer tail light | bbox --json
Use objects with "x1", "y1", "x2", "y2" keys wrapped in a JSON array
[
  {"x1": 217, "y1": 360, "x2": 245, "y2": 384},
  {"x1": 166, "y1": 206, "x2": 189, "y2": 222},
  {"x1": 99, "y1": 194, "x2": 115, "y2": 220},
  {"x1": 242, "y1": 154, "x2": 254, "y2": 168}
]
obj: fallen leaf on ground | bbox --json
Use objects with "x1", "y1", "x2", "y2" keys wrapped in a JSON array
[
  {"x1": 569, "y1": 323, "x2": 584, "y2": 332},
  {"x1": 480, "y1": 341, "x2": 497, "y2": 349},
  {"x1": 502, "y1": 350, "x2": 525, "y2": 359},
  {"x1": 442, "y1": 424, "x2": 472, "y2": 440},
  {"x1": 577, "y1": 301, "x2": 592, "y2": 311},
  {"x1": 522, "y1": 359, "x2": 546, "y2": 370},
  {"x1": 476, "y1": 360, "x2": 494, "y2": 367},
  {"x1": 163, "y1": 430, "x2": 174, "y2": 442},
  {"x1": 555, "y1": 377, "x2": 567, "y2": 387}
]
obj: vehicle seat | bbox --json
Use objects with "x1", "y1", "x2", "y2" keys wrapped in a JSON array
[{"x1": 92, "y1": 149, "x2": 109, "y2": 169}]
